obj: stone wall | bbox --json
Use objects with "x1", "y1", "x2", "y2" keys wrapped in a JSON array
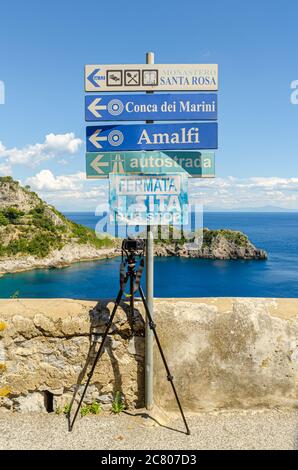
[{"x1": 1, "y1": 298, "x2": 298, "y2": 413}]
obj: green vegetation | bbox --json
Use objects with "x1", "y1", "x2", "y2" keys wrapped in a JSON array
[
  {"x1": 55, "y1": 406, "x2": 62, "y2": 415},
  {"x1": 154, "y1": 225, "x2": 249, "y2": 249},
  {"x1": 0, "y1": 208, "x2": 24, "y2": 225},
  {"x1": 0, "y1": 212, "x2": 8, "y2": 226},
  {"x1": 80, "y1": 401, "x2": 102, "y2": 417},
  {"x1": 29, "y1": 205, "x2": 55, "y2": 231},
  {"x1": 202, "y1": 229, "x2": 248, "y2": 248},
  {"x1": 55, "y1": 403, "x2": 72, "y2": 416},
  {"x1": 111, "y1": 391, "x2": 125, "y2": 414},
  {"x1": 0, "y1": 176, "x2": 14, "y2": 184},
  {"x1": 71, "y1": 222, "x2": 113, "y2": 249},
  {"x1": 0, "y1": 177, "x2": 114, "y2": 259},
  {"x1": 80, "y1": 404, "x2": 90, "y2": 417}
]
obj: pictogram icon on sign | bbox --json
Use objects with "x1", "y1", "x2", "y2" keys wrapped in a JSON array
[
  {"x1": 107, "y1": 99, "x2": 124, "y2": 116},
  {"x1": 142, "y1": 69, "x2": 158, "y2": 85},
  {"x1": 125, "y1": 70, "x2": 140, "y2": 86},
  {"x1": 107, "y1": 70, "x2": 122, "y2": 86}
]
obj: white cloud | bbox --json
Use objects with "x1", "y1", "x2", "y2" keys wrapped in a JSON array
[
  {"x1": 26, "y1": 169, "x2": 85, "y2": 191},
  {"x1": 0, "y1": 132, "x2": 82, "y2": 167},
  {"x1": 20, "y1": 172, "x2": 298, "y2": 211},
  {"x1": 189, "y1": 176, "x2": 298, "y2": 210},
  {"x1": 25, "y1": 169, "x2": 107, "y2": 210},
  {"x1": 0, "y1": 162, "x2": 12, "y2": 175}
]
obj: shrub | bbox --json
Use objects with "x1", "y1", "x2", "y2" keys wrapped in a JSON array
[
  {"x1": 2, "y1": 207, "x2": 24, "y2": 224},
  {"x1": 0, "y1": 212, "x2": 8, "y2": 226},
  {"x1": 71, "y1": 222, "x2": 113, "y2": 249},
  {"x1": 0, "y1": 176, "x2": 14, "y2": 184}
]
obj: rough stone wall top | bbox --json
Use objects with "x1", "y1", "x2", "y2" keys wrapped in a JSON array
[{"x1": 1, "y1": 298, "x2": 298, "y2": 413}]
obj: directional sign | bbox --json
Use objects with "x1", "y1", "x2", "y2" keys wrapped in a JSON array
[
  {"x1": 85, "y1": 64, "x2": 218, "y2": 92},
  {"x1": 85, "y1": 93, "x2": 217, "y2": 121},
  {"x1": 86, "y1": 123, "x2": 218, "y2": 152},
  {"x1": 86, "y1": 151, "x2": 215, "y2": 178},
  {"x1": 109, "y1": 173, "x2": 189, "y2": 226}
]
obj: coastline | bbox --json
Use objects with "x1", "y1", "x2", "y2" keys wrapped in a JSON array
[{"x1": 0, "y1": 244, "x2": 120, "y2": 277}]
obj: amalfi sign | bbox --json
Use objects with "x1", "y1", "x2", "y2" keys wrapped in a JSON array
[
  {"x1": 86, "y1": 122, "x2": 218, "y2": 152},
  {"x1": 85, "y1": 64, "x2": 218, "y2": 92}
]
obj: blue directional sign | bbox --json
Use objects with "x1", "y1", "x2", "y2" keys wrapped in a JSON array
[
  {"x1": 85, "y1": 93, "x2": 217, "y2": 121},
  {"x1": 86, "y1": 122, "x2": 218, "y2": 152}
]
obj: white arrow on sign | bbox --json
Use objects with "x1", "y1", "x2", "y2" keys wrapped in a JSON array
[
  {"x1": 90, "y1": 155, "x2": 109, "y2": 174},
  {"x1": 89, "y1": 129, "x2": 108, "y2": 149},
  {"x1": 87, "y1": 98, "x2": 107, "y2": 118}
]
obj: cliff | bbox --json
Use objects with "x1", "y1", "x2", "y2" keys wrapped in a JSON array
[
  {"x1": 0, "y1": 177, "x2": 116, "y2": 274},
  {"x1": 154, "y1": 228, "x2": 267, "y2": 259}
]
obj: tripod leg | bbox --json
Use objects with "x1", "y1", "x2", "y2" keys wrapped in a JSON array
[
  {"x1": 139, "y1": 286, "x2": 190, "y2": 436},
  {"x1": 129, "y1": 269, "x2": 140, "y2": 333},
  {"x1": 68, "y1": 285, "x2": 126, "y2": 431},
  {"x1": 130, "y1": 269, "x2": 135, "y2": 319}
]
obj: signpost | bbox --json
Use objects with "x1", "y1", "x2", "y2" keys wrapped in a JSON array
[
  {"x1": 85, "y1": 93, "x2": 217, "y2": 121},
  {"x1": 85, "y1": 63, "x2": 218, "y2": 92},
  {"x1": 84, "y1": 52, "x2": 219, "y2": 415},
  {"x1": 86, "y1": 151, "x2": 215, "y2": 178},
  {"x1": 86, "y1": 122, "x2": 218, "y2": 152}
]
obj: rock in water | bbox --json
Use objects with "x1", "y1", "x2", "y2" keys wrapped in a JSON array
[{"x1": 154, "y1": 228, "x2": 267, "y2": 260}]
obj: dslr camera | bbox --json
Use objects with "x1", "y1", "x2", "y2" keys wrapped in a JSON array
[{"x1": 122, "y1": 238, "x2": 145, "y2": 253}]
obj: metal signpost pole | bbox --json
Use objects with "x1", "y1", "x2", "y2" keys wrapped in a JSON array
[{"x1": 145, "y1": 51, "x2": 154, "y2": 410}]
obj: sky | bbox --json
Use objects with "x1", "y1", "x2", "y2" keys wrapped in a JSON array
[{"x1": 0, "y1": 0, "x2": 298, "y2": 211}]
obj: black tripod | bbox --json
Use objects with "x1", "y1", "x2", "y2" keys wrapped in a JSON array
[{"x1": 68, "y1": 239, "x2": 190, "y2": 435}]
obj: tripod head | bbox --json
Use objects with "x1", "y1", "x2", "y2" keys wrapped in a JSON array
[{"x1": 121, "y1": 238, "x2": 145, "y2": 262}]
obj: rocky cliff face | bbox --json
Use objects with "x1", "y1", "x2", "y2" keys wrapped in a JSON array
[
  {"x1": 154, "y1": 228, "x2": 267, "y2": 260},
  {"x1": 0, "y1": 177, "x2": 116, "y2": 274},
  {"x1": 0, "y1": 179, "x2": 41, "y2": 212}
]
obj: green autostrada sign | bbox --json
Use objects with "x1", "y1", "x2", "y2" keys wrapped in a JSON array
[{"x1": 86, "y1": 151, "x2": 215, "y2": 178}]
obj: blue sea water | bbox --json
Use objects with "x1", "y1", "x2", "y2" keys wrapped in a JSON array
[{"x1": 0, "y1": 212, "x2": 297, "y2": 299}]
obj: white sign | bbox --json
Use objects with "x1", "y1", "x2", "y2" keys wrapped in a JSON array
[
  {"x1": 109, "y1": 174, "x2": 189, "y2": 226},
  {"x1": 85, "y1": 64, "x2": 218, "y2": 92}
]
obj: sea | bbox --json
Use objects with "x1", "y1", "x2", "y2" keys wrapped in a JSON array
[{"x1": 0, "y1": 212, "x2": 297, "y2": 299}]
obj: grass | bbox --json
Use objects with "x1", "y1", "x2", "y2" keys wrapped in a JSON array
[
  {"x1": 55, "y1": 401, "x2": 102, "y2": 417},
  {"x1": 111, "y1": 391, "x2": 125, "y2": 414},
  {"x1": 80, "y1": 401, "x2": 102, "y2": 417}
]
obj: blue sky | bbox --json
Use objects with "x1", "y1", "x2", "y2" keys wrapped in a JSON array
[{"x1": 0, "y1": 0, "x2": 298, "y2": 210}]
